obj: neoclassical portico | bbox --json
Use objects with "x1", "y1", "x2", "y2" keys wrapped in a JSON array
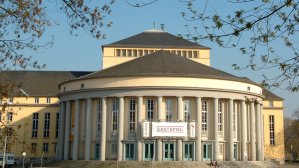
[{"x1": 56, "y1": 95, "x2": 264, "y2": 161}]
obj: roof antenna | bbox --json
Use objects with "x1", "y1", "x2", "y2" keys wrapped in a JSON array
[{"x1": 153, "y1": 22, "x2": 156, "y2": 29}]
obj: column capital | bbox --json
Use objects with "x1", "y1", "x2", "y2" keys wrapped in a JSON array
[
  {"x1": 156, "y1": 95, "x2": 163, "y2": 98},
  {"x1": 136, "y1": 95, "x2": 143, "y2": 98},
  {"x1": 177, "y1": 96, "x2": 183, "y2": 98}
]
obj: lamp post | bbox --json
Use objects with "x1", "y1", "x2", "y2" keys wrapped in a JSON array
[
  {"x1": 291, "y1": 145, "x2": 293, "y2": 162},
  {"x1": 22, "y1": 152, "x2": 26, "y2": 168}
]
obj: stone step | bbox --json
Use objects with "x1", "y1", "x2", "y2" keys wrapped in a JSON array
[{"x1": 44, "y1": 160, "x2": 280, "y2": 168}]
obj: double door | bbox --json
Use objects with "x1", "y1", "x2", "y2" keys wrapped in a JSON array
[{"x1": 164, "y1": 142, "x2": 174, "y2": 161}]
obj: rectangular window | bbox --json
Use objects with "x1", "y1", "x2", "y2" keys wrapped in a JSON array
[
  {"x1": 44, "y1": 113, "x2": 50, "y2": 138},
  {"x1": 129, "y1": 99, "x2": 136, "y2": 135},
  {"x1": 97, "y1": 100, "x2": 102, "y2": 135},
  {"x1": 46, "y1": 98, "x2": 51, "y2": 104},
  {"x1": 112, "y1": 99, "x2": 118, "y2": 135},
  {"x1": 43, "y1": 143, "x2": 49, "y2": 152},
  {"x1": 122, "y1": 49, "x2": 126, "y2": 57},
  {"x1": 144, "y1": 50, "x2": 148, "y2": 55},
  {"x1": 166, "y1": 99, "x2": 173, "y2": 122},
  {"x1": 184, "y1": 99, "x2": 191, "y2": 121},
  {"x1": 55, "y1": 113, "x2": 59, "y2": 138},
  {"x1": 138, "y1": 50, "x2": 143, "y2": 57},
  {"x1": 127, "y1": 50, "x2": 132, "y2": 57},
  {"x1": 133, "y1": 50, "x2": 137, "y2": 57},
  {"x1": 6, "y1": 143, "x2": 11, "y2": 152},
  {"x1": 0, "y1": 98, "x2": 2, "y2": 103},
  {"x1": 150, "y1": 50, "x2": 154, "y2": 54},
  {"x1": 8, "y1": 97, "x2": 13, "y2": 103},
  {"x1": 177, "y1": 51, "x2": 181, "y2": 56},
  {"x1": 7, "y1": 127, "x2": 13, "y2": 137},
  {"x1": 7, "y1": 112, "x2": 13, "y2": 122},
  {"x1": 31, "y1": 143, "x2": 37, "y2": 152},
  {"x1": 147, "y1": 99, "x2": 154, "y2": 121},
  {"x1": 35, "y1": 98, "x2": 39, "y2": 104},
  {"x1": 32, "y1": 113, "x2": 39, "y2": 138},
  {"x1": 116, "y1": 49, "x2": 121, "y2": 56},
  {"x1": 269, "y1": 101, "x2": 273, "y2": 107},
  {"x1": 111, "y1": 143, "x2": 117, "y2": 154},
  {"x1": 218, "y1": 101, "x2": 223, "y2": 136},
  {"x1": 269, "y1": 115, "x2": 275, "y2": 145},
  {"x1": 188, "y1": 51, "x2": 192, "y2": 58},
  {"x1": 182, "y1": 51, "x2": 187, "y2": 58},
  {"x1": 193, "y1": 51, "x2": 198, "y2": 58},
  {"x1": 202, "y1": 100, "x2": 207, "y2": 136}
]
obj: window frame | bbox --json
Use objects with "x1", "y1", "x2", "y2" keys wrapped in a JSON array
[
  {"x1": 97, "y1": 100, "x2": 102, "y2": 135},
  {"x1": 32, "y1": 113, "x2": 39, "y2": 138},
  {"x1": 147, "y1": 99, "x2": 154, "y2": 121},
  {"x1": 7, "y1": 112, "x2": 13, "y2": 122},
  {"x1": 202, "y1": 100, "x2": 208, "y2": 136},
  {"x1": 184, "y1": 99, "x2": 191, "y2": 122},
  {"x1": 112, "y1": 99, "x2": 118, "y2": 135},
  {"x1": 34, "y1": 97, "x2": 39, "y2": 104},
  {"x1": 269, "y1": 115, "x2": 275, "y2": 146},
  {"x1": 42, "y1": 143, "x2": 49, "y2": 152},
  {"x1": 44, "y1": 113, "x2": 50, "y2": 138},
  {"x1": 46, "y1": 98, "x2": 51, "y2": 104},
  {"x1": 55, "y1": 113, "x2": 59, "y2": 138},
  {"x1": 129, "y1": 99, "x2": 136, "y2": 135},
  {"x1": 218, "y1": 101, "x2": 223, "y2": 137},
  {"x1": 165, "y1": 99, "x2": 173, "y2": 122}
]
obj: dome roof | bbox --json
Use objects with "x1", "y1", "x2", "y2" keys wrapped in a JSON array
[{"x1": 67, "y1": 50, "x2": 258, "y2": 86}]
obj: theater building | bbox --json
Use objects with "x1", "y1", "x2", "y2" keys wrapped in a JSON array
[{"x1": 0, "y1": 29, "x2": 285, "y2": 164}]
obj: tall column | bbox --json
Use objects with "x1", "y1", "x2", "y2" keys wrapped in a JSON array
[
  {"x1": 241, "y1": 100, "x2": 247, "y2": 161},
  {"x1": 100, "y1": 98, "x2": 107, "y2": 161},
  {"x1": 260, "y1": 104, "x2": 265, "y2": 160},
  {"x1": 64, "y1": 100, "x2": 72, "y2": 160},
  {"x1": 137, "y1": 96, "x2": 143, "y2": 161},
  {"x1": 256, "y1": 101, "x2": 262, "y2": 161},
  {"x1": 250, "y1": 101, "x2": 256, "y2": 161},
  {"x1": 156, "y1": 96, "x2": 163, "y2": 161},
  {"x1": 58, "y1": 102, "x2": 66, "y2": 160},
  {"x1": 213, "y1": 98, "x2": 219, "y2": 161},
  {"x1": 195, "y1": 97, "x2": 202, "y2": 161},
  {"x1": 85, "y1": 98, "x2": 92, "y2": 160},
  {"x1": 72, "y1": 100, "x2": 80, "y2": 160},
  {"x1": 177, "y1": 96, "x2": 183, "y2": 161},
  {"x1": 228, "y1": 99, "x2": 234, "y2": 161},
  {"x1": 118, "y1": 97, "x2": 124, "y2": 161}
]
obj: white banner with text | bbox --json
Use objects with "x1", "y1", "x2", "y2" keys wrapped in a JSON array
[{"x1": 152, "y1": 122, "x2": 187, "y2": 137}]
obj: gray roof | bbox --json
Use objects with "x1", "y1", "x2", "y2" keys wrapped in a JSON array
[
  {"x1": 263, "y1": 89, "x2": 284, "y2": 100},
  {"x1": 75, "y1": 50, "x2": 258, "y2": 85},
  {"x1": 102, "y1": 29, "x2": 211, "y2": 49},
  {"x1": 0, "y1": 71, "x2": 92, "y2": 97}
]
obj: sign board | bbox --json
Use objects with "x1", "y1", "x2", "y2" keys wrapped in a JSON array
[
  {"x1": 143, "y1": 121, "x2": 150, "y2": 138},
  {"x1": 152, "y1": 122, "x2": 187, "y2": 137},
  {"x1": 189, "y1": 122, "x2": 196, "y2": 137}
]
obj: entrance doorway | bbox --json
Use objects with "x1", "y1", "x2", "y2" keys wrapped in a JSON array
[
  {"x1": 184, "y1": 143, "x2": 194, "y2": 161},
  {"x1": 163, "y1": 142, "x2": 174, "y2": 161},
  {"x1": 95, "y1": 143, "x2": 100, "y2": 160},
  {"x1": 124, "y1": 143, "x2": 134, "y2": 161},
  {"x1": 144, "y1": 143, "x2": 154, "y2": 161},
  {"x1": 203, "y1": 143, "x2": 213, "y2": 161},
  {"x1": 234, "y1": 144, "x2": 237, "y2": 161}
]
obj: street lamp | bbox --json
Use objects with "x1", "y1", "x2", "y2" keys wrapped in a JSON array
[{"x1": 22, "y1": 152, "x2": 26, "y2": 168}]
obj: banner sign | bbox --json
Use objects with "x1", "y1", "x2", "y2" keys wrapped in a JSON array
[
  {"x1": 152, "y1": 122, "x2": 187, "y2": 137},
  {"x1": 189, "y1": 122, "x2": 196, "y2": 137},
  {"x1": 143, "y1": 121, "x2": 150, "y2": 138}
]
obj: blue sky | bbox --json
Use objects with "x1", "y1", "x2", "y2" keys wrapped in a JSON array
[{"x1": 11, "y1": 0, "x2": 299, "y2": 117}]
